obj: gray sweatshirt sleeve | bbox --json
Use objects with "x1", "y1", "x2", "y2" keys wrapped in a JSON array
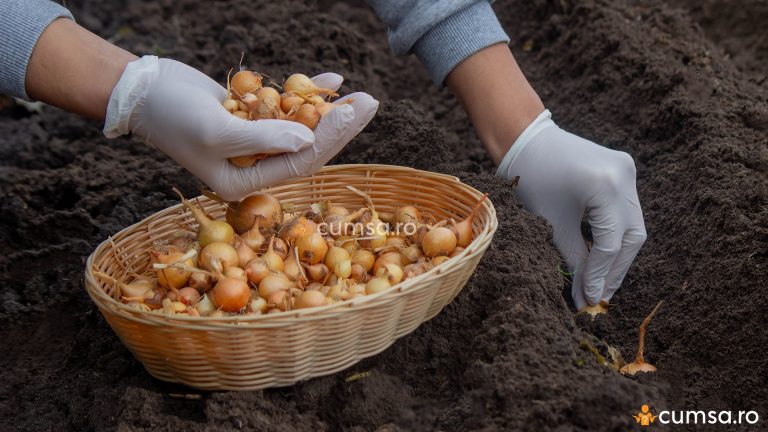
[
  {"x1": 365, "y1": 1, "x2": 509, "y2": 85},
  {"x1": 0, "y1": 0, "x2": 74, "y2": 100}
]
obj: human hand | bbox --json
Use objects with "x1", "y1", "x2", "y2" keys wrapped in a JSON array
[
  {"x1": 104, "y1": 56, "x2": 378, "y2": 201},
  {"x1": 497, "y1": 110, "x2": 647, "y2": 310}
]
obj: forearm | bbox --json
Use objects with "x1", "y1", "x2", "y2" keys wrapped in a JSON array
[
  {"x1": 445, "y1": 43, "x2": 544, "y2": 165},
  {"x1": 26, "y1": 18, "x2": 137, "y2": 120}
]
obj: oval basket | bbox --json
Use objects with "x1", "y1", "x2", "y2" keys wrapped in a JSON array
[{"x1": 84, "y1": 164, "x2": 498, "y2": 390}]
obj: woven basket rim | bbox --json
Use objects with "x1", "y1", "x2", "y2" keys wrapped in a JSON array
[{"x1": 84, "y1": 164, "x2": 497, "y2": 328}]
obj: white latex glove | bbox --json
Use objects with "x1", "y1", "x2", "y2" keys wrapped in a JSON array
[
  {"x1": 497, "y1": 110, "x2": 647, "y2": 310},
  {"x1": 104, "y1": 56, "x2": 378, "y2": 201}
]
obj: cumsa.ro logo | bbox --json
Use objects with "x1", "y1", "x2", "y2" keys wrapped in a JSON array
[
  {"x1": 632, "y1": 404, "x2": 760, "y2": 426},
  {"x1": 633, "y1": 405, "x2": 656, "y2": 426}
]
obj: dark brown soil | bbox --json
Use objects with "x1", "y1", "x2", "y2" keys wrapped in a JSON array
[{"x1": 1, "y1": 0, "x2": 765, "y2": 430}]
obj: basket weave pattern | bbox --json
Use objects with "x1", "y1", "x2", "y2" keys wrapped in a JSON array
[{"x1": 84, "y1": 164, "x2": 498, "y2": 390}]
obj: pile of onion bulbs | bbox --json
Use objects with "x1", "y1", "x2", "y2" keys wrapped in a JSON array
[
  {"x1": 105, "y1": 187, "x2": 487, "y2": 317},
  {"x1": 222, "y1": 68, "x2": 347, "y2": 168}
]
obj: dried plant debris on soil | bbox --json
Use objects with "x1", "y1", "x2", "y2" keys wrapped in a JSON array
[{"x1": 1, "y1": 0, "x2": 766, "y2": 430}]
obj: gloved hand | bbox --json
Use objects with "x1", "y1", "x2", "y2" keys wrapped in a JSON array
[
  {"x1": 104, "y1": 56, "x2": 378, "y2": 201},
  {"x1": 497, "y1": 110, "x2": 647, "y2": 310}
]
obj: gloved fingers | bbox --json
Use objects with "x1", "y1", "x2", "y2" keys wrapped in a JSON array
[
  {"x1": 222, "y1": 105, "x2": 355, "y2": 198},
  {"x1": 214, "y1": 117, "x2": 315, "y2": 158},
  {"x1": 581, "y1": 208, "x2": 625, "y2": 305},
  {"x1": 551, "y1": 218, "x2": 591, "y2": 310},
  {"x1": 600, "y1": 228, "x2": 647, "y2": 302},
  {"x1": 332, "y1": 92, "x2": 379, "y2": 144},
  {"x1": 310, "y1": 73, "x2": 344, "y2": 92}
]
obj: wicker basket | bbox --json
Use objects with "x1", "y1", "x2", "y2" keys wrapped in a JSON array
[{"x1": 84, "y1": 164, "x2": 498, "y2": 391}]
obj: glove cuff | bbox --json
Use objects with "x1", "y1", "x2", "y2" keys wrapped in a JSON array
[
  {"x1": 495, "y1": 109, "x2": 556, "y2": 179},
  {"x1": 103, "y1": 55, "x2": 159, "y2": 138}
]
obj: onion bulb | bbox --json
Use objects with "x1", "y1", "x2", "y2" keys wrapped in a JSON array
[
  {"x1": 401, "y1": 244, "x2": 422, "y2": 263},
  {"x1": 251, "y1": 87, "x2": 281, "y2": 120},
  {"x1": 273, "y1": 237, "x2": 289, "y2": 260},
  {"x1": 173, "y1": 188, "x2": 234, "y2": 247},
  {"x1": 284, "y1": 247, "x2": 307, "y2": 283},
  {"x1": 235, "y1": 238, "x2": 256, "y2": 268},
  {"x1": 152, "y1": 248, "x2": 194, "y2": 289},
  {"x1": 351, "y1": 249, "x2": 375, "y2": 272},
  {"x1": 421, "y1": 227, "x2": 457, "y2": 258},
  {"x1": 178, "y1": 287, "x2": 201, "y2": 305},
  {"x1": 452, "y1": 193, "x2": 487, "y2": 247},
  {"x1": 291, "y1": 104, "x2": 321, "y2": 130},
  {"x1": 432, "y1": 256, "x2": 450, "y2": 266},
  {"x1": 284, "y1": 73, "x2": 338, "y2": 98},
  {"x1": 121, "y1": 276, "x2": 155, "y2": 299},
  {"x1": 379, "y1": 262, "x2": 404, "y2": 284},
  {"x1": 249, "y1": 295, "x2": 268, "y2": 314},
  {"x1": 315, "y1": 102, "x2": 336, "y2": 117},
  {"x1": 306, "y1": 95, "x2": 325, "y2": 104},
  {"x1": 324, "y1": 208, "x2": 366, "y2": 238},
  {"x1": 258, "y1": 273, "x2": 294, "y2": 299},
  {"x1": 302, "y1": 262, "x2": 329, "y2": 282},
  {"x1": 324, "y1": 246, "x2": 351, "y2": 271},
  {"x1": 231, "y1": 70, "x2": 262, "y2": 96},
  {"x1": 294, "y1": 290, "x2": 326, "y2": 309},
  {"x1": 245, "y1": 258, "x2": 270, "y2": 285},
  {"x1": 350, "y1": 263, "x2": 367, "y2": 283},
  {"x1": 296, "y1": 231, "x2": 328, "y2": 264},
  {"x1": 328, "y1": 206, "x2": 350, "y2": 217},
  {"x1": 233, "y1": 111, "x2": 249, "y2": 120},
  {"x1": 281, "y1": 94, "x2": 304, "y2": 113},
  {"x1": 222, "y1": 98, "x2": 239, "y2": 113},
  {"x1": 210, "y1": 277, "x2": 251, "y2": 312},
  {"x1": 226, "y1": 192, "x2": 283, "y2": 234},
  {"x1": 278, "y1": 216, "x2": 316, "y2": 243},
  {"x1": 261, "y1": 237, "x2": 284, "y2": 272},
  {"x1": 396, "y1": 206, "x2": 420, "y2": 225},
  {"x1": 241, "y1": 92, "x2": 259, "y2": 112},
  {"x1": 199, "y1": 242, "x2": 239, "y2": 272},
  {"x1": 365, "y1": 275, "x2": 391, "y2": 295},
  {"x1": 404, "y1": 261, "x2": 429, "y2": 280},
  {"x1": 223, "y1": 266, "x2": 247, "y2": 282},
  {"x1": 195, "y1": 294, "x2": 216, "y2": 315},
  {"x1": 189, "y1": 271, "x2": 214, "y2": 293},
  {"x1": 241, "y1": 220, "x2": 266, "y2": 250},
  {"x1": 267, "y1": 290, "x2": 290, "y2": 311},
  {"x1": 373, "y1": 251, "x2": 403, "y2": 276}
]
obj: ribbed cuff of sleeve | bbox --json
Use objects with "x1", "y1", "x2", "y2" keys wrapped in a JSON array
[
  {"x1": 0, "y1": 0, "x2": 74, "y2": 100},
  {"x1": 412, "y1": 1, "x2": 509, "y2": 86}
]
